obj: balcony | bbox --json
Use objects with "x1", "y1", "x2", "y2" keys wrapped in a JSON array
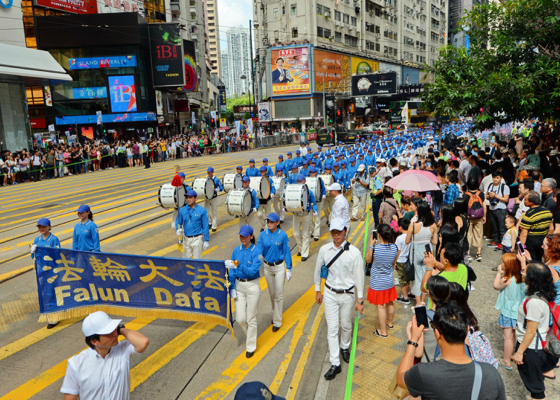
[
  {"x1": 190, "y1": 6, "x2": 196, "y2": 17},
  {"x1": 190, "y1": 0, "x2": 195, "y2": 4}
]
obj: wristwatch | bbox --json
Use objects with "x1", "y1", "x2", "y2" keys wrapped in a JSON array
[
  {"x1": 117, "y1": 324, "x2": 126, "y2": 336},
  {"x1": 358, "y1": 301, "x2": 364, "y2": 305},
  {"x1": 407, "y1": 340, "x2": 419, "y2": 347}
]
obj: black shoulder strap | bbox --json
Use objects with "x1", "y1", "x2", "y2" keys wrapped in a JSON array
[{"x1": 326, "y1": 241, "x2": 350, "y2": 270}]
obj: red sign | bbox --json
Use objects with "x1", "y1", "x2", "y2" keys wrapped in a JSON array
[
  {"x1": 35, "y1": 0, "x2": 98, "y2": 14},
  {"x1": 30, "y1": 118, "x2": 46, "y2": 129}
]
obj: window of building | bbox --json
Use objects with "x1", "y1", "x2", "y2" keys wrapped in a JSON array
[
  {"x1": 375, "y1": 8, "x2": 381, "y2": 17},
  {"x1": 26, "y1": 87, "x2": 45, "y2": 105},
  {"x1": 351, "y1": 16, "x2": 357, "y2": 26},
  {"x1": 335, "y1": 32, "x2": 342, "y2": 42},
  {"x1": 345, "y1": 34, "x2": 358, "y2": 46},
  {"x1": 324, "y1": 28, "x2": 332, "y2": 38},
  {"x1": 317, "y1": 4, "x2": 323, "y2": 15},
  {"x1": 292, "y1": 27, "x2": 298, "y2": 38},
  {"x1": 291, "y1": 4, "x2": 297, "y2": 15},
  {"x1": 274, "y1": 30, "x2": 279, "y2": 40},
  {"x1": 323, "y1": 6, "x2": 331, "y2": 17},
  {"x1": 335, "y1": 10, "x2": 341, "y2": 21},
  {"x1": 273, "y1": 8, "x2": 278, "y2": 18},
  {"x1": 343, "y1": 13, "x2": 349, "y2": 23},
  {"x1": 317, "y1": 27, "x2": 324, "y2": 37},
  {"x1": 282, "y1": 5, "x2": 285, "y2": 14}
]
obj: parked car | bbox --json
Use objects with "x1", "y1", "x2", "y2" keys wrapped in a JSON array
[
  {"x1": 396, "y1": 123, "x2": 419, "y2": 132},
  {"x1": 316, "y1": 126, "x2": 355, "y2": 145}
]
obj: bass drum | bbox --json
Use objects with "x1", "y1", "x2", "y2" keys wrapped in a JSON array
[
  {"x1": 249, "y1": 176, "x2": 271, "y2": 199},
  {"x1": 158, "y1": 184, "x2": 186, "y2": 209},
  {"x1": 226, "y1": 189, "x2": 252, "y2": 217},
  {"x1": 283, "y1": 184, "x2": 309, "y2": 214},
  {"x1": 306, "y1": 177, "x2": 323, "y2": 202},
  {"x1": 271, "y1": 176, "x2": 285, "y2": 198},
  {"x1": 192, "y1": 178, "x2": 215, "y2": 200},
  {"x1": 319, "y1": 174, "x2": 334, "y2": 196},
  {"x1": 223, "y1": 173, "x2": 242, "y2": 193}
]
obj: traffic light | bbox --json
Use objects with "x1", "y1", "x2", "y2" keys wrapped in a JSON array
[
  {"x1": 211, "y1": 118, "x2": 215, "y2": 127},
  {"x1": 336, "y1": 108, "x2": 343, "y2": 124}
]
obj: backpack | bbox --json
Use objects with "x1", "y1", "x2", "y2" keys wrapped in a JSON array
[
  {"x1": 523, "y1": 296, "x2": 560, "y2": 357},
  {"x1": 102, "y1": 146, "x2": 109, "y2": 156},
  {"x1": 466, "y1": 191, "x2": 485, "y2": 219},
  {"x1": 466, "y1": 330, "x2": 499, "y2": 369},
  {"x1": 434, "y1": 189, "x2": 443, "y2": 202}
]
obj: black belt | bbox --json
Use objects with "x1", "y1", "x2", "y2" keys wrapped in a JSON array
[
  {"x1": 237, "y1": 277, "x2": 258, "y2": 282},
  {"x1": 325, "y1": 283, "x2": 354, "y2": 294},
  {"x1": 185, "y1": 234, "x2": 202, "y2": 238},
  {"x1": 264, "y1": 259, "x2": 284, "y2": 266}
]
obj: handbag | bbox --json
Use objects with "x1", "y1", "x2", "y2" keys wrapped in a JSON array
[
  {"x1": 387, "y1": 369, "x2": 409, "y2": 400},
  {"x1": 320, "y1": 241, "x2": 350, "y2": 279},
  {"x1": 404, "y1": 227, "x2": 415, "y2": 282}
]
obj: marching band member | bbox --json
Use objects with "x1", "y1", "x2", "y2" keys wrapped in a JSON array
[
  {"x1": 275, "y1": 155, "x2": 285, "y2": 176},
  {"x1": 256, "y1": 212, "x2": 292, "y2": 332},
  {"x1": 350, "y1": 164, "x2": 370, "y2": 222},
  {"x1": 236, "y1": 165, "x2": 244, "y2": 175},
  {"x1": 262, "y1": 158, "x2": 273, "y2": 177},
  {"x1": 294, "y1": 150, "x2": 304, "y2": 167},
  {"x1": 257, "y1": 166, "x2": 276, "y2": 232},
  {"x1": 323, "y1": 165, "x2": 335, "y2": 225},
  {"x1": 239, "y1": 176, "x2": 259, "y2": 230},
  {"x1": 293, "y1": 175, "x2": 318, "y2": 262},
  {"x1": 328, "y1": 183, "x2": 351, "y2": 236},
  {"x1": 314, "y1": 217, "x2": 364, "y2": 380},
  {"x1": 312, "y1": 152, "x2": 323, "y2": 172},
  {"x1": 284, "y1": 152, "x2": 295, "y2": 172},
  {"x1": 246, "y1": 159, "x2": 259, "y2": 177},
  {"x1": 288, "y1": 164, "x2": 300, "y2": 184},
  {"x1": 73, "y1": 205, "x2": 100, "y2": 252},
  {"x1": 300, "y1": 160, "x2": 311, "y2": 177},
  {"x1": 309, "y1": 167, "x2": 326, "y2": 241},
  {"x1": 226, "y1": 225, "x2": 262, "y2": 358},
  {"x1": 272, "y1": 169, "x2": 286, "y2": 223},
  {"x1": 333, "y1": 162, "x2": 346, "y2": 191},
  {"x1": 205, "y1": 167, "x2": 223, "y2": 232},
  {"x1": 317, "y1": 146, "x2": 325, "y2": 162},
  {"x1": 176, "y1": 190, "x2": 209, "y2": 259},
  {"x1": 170, "y1": 171, "x2": 188, "y2": 230}
]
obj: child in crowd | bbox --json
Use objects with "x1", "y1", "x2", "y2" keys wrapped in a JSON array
[
  {"x1": 395, "y1": 218, "x2": 412, "y2": 305},
  {"x1": 493, "y1": 253, "x2": 526, "y2": 371},
  {"x1": 501, "y1": 215, "x2": 518, "y2": 254}
]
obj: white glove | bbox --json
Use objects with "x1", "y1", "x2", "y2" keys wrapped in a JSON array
[
  {"x1": 203, "y1": 241, "x2": 209, "y2": 251},
  {"x1": 286, "y1": 269, "x2": 292, "y2": 281},
  {"x1": 252, "y1": 208, "x2": 258, "y2": 214},
  {"x1": 230, "y1": 289, "x2": 237, "y2": 299},
  {"x1": 176, "y1": 229, "x2": 182, "y2": 237},
  {"x1": 30, "y1": 244, "x2": 37, "y2": 253},
  {"x1": 225, "y1": 260, "x2": 238, "y2": 269},
  {"x1": 313, "y1": 211, "x2": 318, "y2": 217},
  {"x1": 322, "y1": 195, "x2": 326, "y2": 199}
]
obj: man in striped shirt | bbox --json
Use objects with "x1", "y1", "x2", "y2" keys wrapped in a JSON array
[{"x1": 519, "y1": 191, "x2": 553, "y2": 261}]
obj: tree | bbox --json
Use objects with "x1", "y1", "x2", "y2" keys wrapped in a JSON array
[
  {"x1": 226, "y1": 93, "x2": 252, "y2": 114},
  {"x1": 421, "y1": 0, "x2": 560, "y2": 128}
]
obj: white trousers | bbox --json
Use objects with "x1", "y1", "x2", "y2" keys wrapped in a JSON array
[
  {"x1": 323, "y1": 288, "x2": 355, "y2": 366},
  {"x1": 293, "y1": 213, "x2": 312, "y2": 257},
  {"x1": 351, "y1": 194, "x2": 367, "y2": 219},
  {"x1": 257, "y1": 201, "x2": 272, "y2": 229},
  {"x1": 235, "y1": 279, "x2": 261, "y2": 352},
  {"x1": 313, "y1": 201, "x2": 323, "y2": 238},
  {"x1": 264, "y1": 262, "x2": 285, "y2": 327},
  {"x1": 204, "y1": 197, "x2": 219, "y2": 230},
  {"x1": 272, "y1": 197, "x2": 286, "y2": 221},
  {"x1": 238, "y1": 214, "x2": 254, "y2": 230},
  {"x1": 325, "y1": 196, "x2": 335, "y2": 223},
  {"x1": 182, "y1": 234, "x2": 203, "y2": 259}
]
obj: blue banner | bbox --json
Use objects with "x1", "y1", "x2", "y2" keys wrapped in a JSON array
[
  {"x1": 69, "y1": 56, "x2": 137, "y2": 70},
  {"x1": 56, "y1": 112, "x2": 156, "y2": 125},
  {"x1": 35, "y1": 247, "x2": 233, "y2": 331},
  {"x1": 108, "y1": 75, "x2": 137, "y2": 113},
  {"x1": 72, "y1": 87, "x2": 108, "y2": 99}
]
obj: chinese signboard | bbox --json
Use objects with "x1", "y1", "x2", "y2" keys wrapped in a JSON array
[
  {"x1": 69, "y1": 56, "x2": 137, "y2": 70},
  {"x1": 313, "y1": 49, "x2": 351, "y2": 93},
  {"x1": 270, "y1": 46, "x2": 310, "y2": 96},
  {"x1": 97, "y1": 0, "x2": 143, "y2": 14},
  {"x1": 218, "y1": 86, "x2": 226, "y2": 113},
  {"x1": 72, "y1": 87, "x2": 108, "y2": 99},
  {"x1": 350, "y1": 57, "x2": 379, "y2": 75},
  {"x1": 149, "y1": 23, "x2": 185, "y2": 87},
  {"x1": 35, "y1": 0, "x2": 97, "y2": 14}
]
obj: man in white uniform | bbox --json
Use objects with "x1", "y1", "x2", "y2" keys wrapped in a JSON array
[
  {"x1": 314, "y1": 218, "x2": 364, "y2": 380},
  {"x1": 350, "y1": 164, "x2": 370, "y2": 221},
  {"x1": 328, "y1": 183, "x2": 351, "y2": 236}
]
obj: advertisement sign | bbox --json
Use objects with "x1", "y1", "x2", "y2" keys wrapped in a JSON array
[
  {"x1": 0, "y1": 0, "x2": 13, "y2": 8},
  {"x1": 149, "y1": 24, "x2": 185, "y2": 87},
  {"x1": 313, "y1": 49, "x2": 350, "y2": 93},
  {"x1": 97, "y1": 0, "x2": 143, "y2": 14},
  {"x1": 350, "y1": 57, "x2": 379, "y2": 75},
  {"x1": 351, "y1": 72, "x2": 397, "y2": 96},
  {"x1": 35, "y1": 0, "x2": 97, "y2": 14},
  {"x1": 219, "y1": 118, "x2": 226, "y2": 128},
  {"x1": 402, "y1": 67, "x2": 420, "y2": 85},
  {"x1": 96, "y1": 111, "x2": 103, "y2": 125},
  {"x1": 179, "y1": 40, "x2": 197, "y2": 92},
  {"x1": 72, "y1": 87, "x2": 108, "y2": 99},
  {"x1": 108, "y1": 75, "x2": 137, "y2": 113},
  {"x1": 270, "y1": 46, "x2": 310, "y2": 96},
  {"x1": 258, "y1": 102, "x2": 270, "y2": 122},
  {"x1": 56, "y1": 112, "x2": 156, "y2": 125},
  {"x1": 44, "y1": 86, "x2": 52, "y2": 107},
  {"x1": 69, "y1": 56, "x2": 137, "y2": 70},
  {"x1": 398, "y1": 84, "x2": 425, "y2": 97},
  {"x1": 218, "y1": 86, "x2": 227, "y2": 113},
  {"x1": 81, "y1": 126, "x2": 94, "y2": 140},
  {"x1": 30, "y1": 118, "x2": 46, "y2": 129},
  {"x1": 155, "y1": 90, "x2": 164, "y2": 115}
]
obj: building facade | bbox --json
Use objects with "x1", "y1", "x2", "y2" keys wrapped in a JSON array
[
  {"x1": 206, "y1": 0, "x2": 221, "y2": 77},
  {"x1": 224, "y1": 26, "x2": 253, "y2": 98}
]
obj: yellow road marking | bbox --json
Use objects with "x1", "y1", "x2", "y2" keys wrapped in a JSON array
[{"x1": 0, "y1": 266, "x2": 34, "y2": 283}]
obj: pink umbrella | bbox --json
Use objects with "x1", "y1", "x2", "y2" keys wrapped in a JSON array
[
  {"x1": 385, "y1": 173, "x2": 441, "y2": 192},
  {"x1": 402, "y1": 169, "x2": 442, "y2": 183}
]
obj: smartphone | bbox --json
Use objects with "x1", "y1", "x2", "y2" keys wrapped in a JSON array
[
  {"x1": 372, "y1": 230, "x2": 378, "y2": 240},
  {"x1": 425, "y1": 244, "x2": 432, "y2": 254},
  {"x1": 516, "y1": 241, "x2": 526, "y2": 256},
  {"x1": 415, "y1": 305, "x2": 430, "y2": 328}
]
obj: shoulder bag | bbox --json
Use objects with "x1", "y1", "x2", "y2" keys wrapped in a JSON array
[
  {"x1": 404, "y1": 225, "x2": 415, "y2": 282},
  {"x1": 320, "y1": 241, "x2": 351, "y2": 279}
]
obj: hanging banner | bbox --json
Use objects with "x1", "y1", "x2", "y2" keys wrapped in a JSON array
[
  {"x1": 149, "y1": 23, "x2": 185, "y2": 87},
  {"x1": 179, "y1": 40, "x2": 197, "y2": 92},
  {"x1": 108, "y1": 75, "x2": 137, "y2": 113},
  {"x1": 258, "y1": 102, "x2": 270, "y2": 122},
  {"x1": 313, "y1": 49, "x2": 351, "y2": 93},
  {"x1": 69, "y1": 56, "x2": 137, "y2": 70},
  {"x1": 218, "y1": 86, "x2": 227, "y2": 113},
  {"x1": 270, "y1": 46, "x2": 310, "y2": 96},
  {"x1": 96, "y1": 111, "x2": 103, "y2": 125},
  {"x1": 34, "y1": 247, "x2": 233, "y2": 331},
  {"x1": 247, "y1": 118, "x2": 253, "y2": 134}
]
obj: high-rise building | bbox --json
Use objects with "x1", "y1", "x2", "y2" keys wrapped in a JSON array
[
  {"x1": 206, "y1": 0, "x2": 221, "y2": 77},
  {"x1": 448, "y1": 0, "x2": 486, "y2": 49},
  {"x1": 221, "y1": 49, "x2": 232, "y2": 95},
  {"x1": 226, "y1": 26, "x2": 252, "y2": 97}
]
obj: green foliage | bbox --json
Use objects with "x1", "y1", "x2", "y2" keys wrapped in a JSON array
[
  {"x1": 295, "y1": 117, "x2": 302, "y2": 131},
  {"x1": 226, "y1": 93, "x2": 252, "y2": 114},
  {"x1": 422, "y1": 0, "x2": 560, "y2": 128}
]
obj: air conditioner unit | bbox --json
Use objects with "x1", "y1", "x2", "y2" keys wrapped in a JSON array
[
  {"x1": 329, "y1": 35, "x2": 335, "y2": 40},
  {"x1": 356, "y1": 29, "x2": 360, "y2": 34},
  {"x1": 376, "y1": 33, "x2": 381, "y2": 39},
  {"x1": 325, "y1": 10, "x2": 331, "y2": 17},
  {"x1": 369, "y1": 10, "x2": 374, "y2": 16}
]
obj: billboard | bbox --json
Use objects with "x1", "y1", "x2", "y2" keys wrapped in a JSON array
[
  {"x1": 351, "y1": 72, "x2": 397, "y2": 96},
  {"x1": 149, "y1": 24, "x2": 185, "y2": 87},
  {"x1": 350, "y1": 57, "x2": 379, "y2": 75},
  {"x1": 69, "y1": 56, "x2": 137, "y2": 70},
  {"x1": 97, "y1": 0, "x2": 143, "y2": 14},
  {"x1": 108, "y1": 75, "x2": 137, "y2": 113},
  {"x1": 218, "y1": 86, "x2": 226, "y2": 113},
  {"x1": 179, "y1": 40, "x2": 197, "y2": 92},
  {"x1": 56, "y1": 112, "x2": 156, "y2": 125},
  {"x1": 402, "y1": 67, "x2": 420, "y2": 85},
  {"x1": 313, "y1": 49, "x2": 350, "y2": 93},
  {"x1": 35, "y1": 0, "x2": 97, "y2": 14},
  {"x1": 155, "y1": 90, "x2": 164, "y2": 115},
  {"x1": 270, "y1": 46, "x2": 310, "y2": 96},
  {"x1": 72, "y1": 87, "x2": 108, "y2": 99},
  {"x1": 258, "y1": 102, "x2": 270, "y2": 122}
]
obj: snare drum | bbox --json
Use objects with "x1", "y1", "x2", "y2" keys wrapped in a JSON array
[
  {"x1": 306, "y1": 177, "x2": 323, "y2": 202},
  {"x1": 249, "y1": 176, "x2": 271, "y2": 199},
  {"x1": 283, "y1": 184, "x2": 309, "y2": 214},
  {"x1": 158, "y1": 184, "x2": 186, "y2": 209},
  {"x1": 226, "y1": 189, "x2": 252, "y2": 217},
  {"x1": 319, "y1": 174, "x2": 334, "y2": 196},
  {"x1": 223, "y1": 173, "x2": 242, "y2": 193},
  {"x1": 192, "y1": 178, "x2": 215, "y2": 200},
  {"x1": 271, "y1": 176, "x2": 285, "y2": 198}
]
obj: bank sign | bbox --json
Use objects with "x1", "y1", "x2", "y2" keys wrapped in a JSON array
[
  {"x1": 0, "y1": 0, "x2": 13, "y2": 8},
  {"x1": 69, "y1": 56, "x2": 137, "y2": 70}
]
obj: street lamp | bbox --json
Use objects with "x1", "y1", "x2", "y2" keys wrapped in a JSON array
[{"x1": 240, "y1": 75, "x2": 252, "y2": 105}]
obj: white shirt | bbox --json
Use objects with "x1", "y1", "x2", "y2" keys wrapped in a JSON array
[
  {"x1": 395, "y1": 234, "x2": 411, "y2": 263},
  {"x1": 479, "y1": 174, "x2": 494, "y2": 205},
  {"x1": 459, "y1": 159, "x2": 471, "y2": 184},
  {"x1": 515, "y1": 198, "x2": 529, "y2": 220},
  {"x1": 61, "y1": 340, "x2": 137, "y2": 400},
  {"x1": 331, "y1": 194, "x2": 350, "y2": 227},
  {"x1": 314, "y1": 241, "x2": 364, "y2": 297},
  {"x1": 300, "y1": 146, "x2": 308, "y2": 156}
]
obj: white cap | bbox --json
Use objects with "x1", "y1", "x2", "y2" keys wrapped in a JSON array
[
  {"x1": 330, "y1": 217, "x2": 347, "y2": 231},
  {"x1": 377, "y1": 158, "x2": 386, "y2": 164},
  {"x1": 357, "y1": 164, "x2": 366, "y2": 172},
  {"x1": 82, "y1": 311, "x2": 122, "y2": 337},
  {"x1": 327, "y1": 183, "x2": 342, "y2": 191}
]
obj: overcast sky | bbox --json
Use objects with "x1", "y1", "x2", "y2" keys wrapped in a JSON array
[{"x1": 216, "y1": 0, "x2": 251, "y2": 51}]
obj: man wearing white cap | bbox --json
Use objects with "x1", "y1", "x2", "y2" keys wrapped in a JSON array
[
  {"x1": 328, "y1": 182, "x2": 351, "y2": 236},
  {"x1": 314, "y1": 218, "x2": 364, "y2": 380},
  {"x1": 61, "y1": 311, "x2": 149, "y2": 400},
  {"x1": 350, "y1": 164, "x2": 370, "y2": 221},
  {"x1": 293, "y1": 175, "x2": 318, "y2": 262}
]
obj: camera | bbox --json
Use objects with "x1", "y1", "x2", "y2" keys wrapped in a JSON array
[{"x1": 489, "y1": 197, "x2": 499, "y2": 206}]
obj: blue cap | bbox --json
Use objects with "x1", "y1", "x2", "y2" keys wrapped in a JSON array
[
  {"x1": 296, "y1": 150, "x2": 301, "y2": 153},
  {"x1": 242, "y1": 176, "x2": 251, "y2": 182},
  {"x1": 263, "y1": 158, "x2": 268, "y2": 162},
  {"x1": 234, "y1": 382, "x2": 285, "y2": 400},
  {"x1": 76, "y1": 205, "x2": 90, "y2": 213},
  {"x1": 278, "y1": 155, "x2": 283, "y2": 159},
  {"x1": 238, "y1": 225, "x2": 253, "y2": 236},
  {"x1": 313, "y1": 152, "x2": 318, "y2": 156},
  {"x1": 318, "y1": 146, "x2": 322, "y2": 149},
  {"x1": 324, "y1": 164, "x2": 332, "y2": 169},
  {"x1": 287, "y1": 152, "x2": 292, "y2": 155},
  {"x1": 309, "y1": 167, "x2": 317, "y2": 173},
  {"x1": 186, "y1": 190, "x2": 198, "y2": 197},
  {"x1": 37, "y1": 218, "x2": 51, "y2": 226},
  {"x1": 236, "y1": 166, "x2": 243, "y2": 170},
  {"x1": 341, "y1": 160, "x2": 347, "y2": 165},
  {"x1": 311, "y1": 159, "x2": 317, "y2": 164},
  {"x1": 260, "y1": 166, "x2": 267, "y2": 171},
  {"x1": 249, "y1": 159, "x2": 255, "y2": 163},
  {"x1": 267, "y1": 212, "x2": 280, "y2": 222},
  {"x1": 350, "y1": 157, "x2": 356, "y2": 162},
  {"x1": 333, "y1": 162, "x2": 340, "y2": 167},
  {"x1": 178, "y1": 172, "x2": 186, "y2": 178},
  {"x1": 207, "y1": 167, "x2": 214, "y2": 172},
  {"x1": 296, "y1": 174, "x2": 306, "y2": 181},
  {"x1": 303, "y1": 160, "x2": 308, "y2": 165},
  {"x1": 292, "y1": 164, "x2": 298, "y2": 169}
]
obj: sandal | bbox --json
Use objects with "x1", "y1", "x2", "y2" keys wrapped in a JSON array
[
  {"x1": 498, "y1": 359, "x2": 513, "y2": 371},
  {"x1": 386, "y1": 324, "x2": 395, "y2": 330},
  {"x1": 373, "y1": 329, "x2": 388, "y2": 339}
]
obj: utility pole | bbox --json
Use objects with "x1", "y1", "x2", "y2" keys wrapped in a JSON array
[
  {"x1": 249, "y1": 20, "x2": 256, "y2": 110},
  {"x1": 323, "y1": 75, "x2": 326, "y2": 127}
]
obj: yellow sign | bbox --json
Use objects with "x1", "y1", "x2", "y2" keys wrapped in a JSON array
[
  {"x1": 350, "y1": 57, "x2": 379, "y2": 75},
  {"x1": 219, "y1": 118, "x2": 226, "y2": 128}
]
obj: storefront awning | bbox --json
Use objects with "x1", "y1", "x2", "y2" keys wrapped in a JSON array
[{"x1": 0, "y1": 43, "x2": 72, "y2": 81}]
